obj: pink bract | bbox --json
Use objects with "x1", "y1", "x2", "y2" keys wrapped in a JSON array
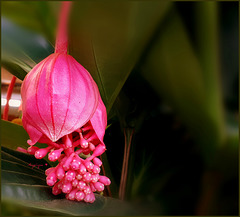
[
  {"x1": 21, "y1": 53, "x2": 99, "y2": 144},
  {"x1": 89, "y1": 92, "x2": 107, "y2": 143}
]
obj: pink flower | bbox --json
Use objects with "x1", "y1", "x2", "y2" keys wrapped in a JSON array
[
  {"x1": 21, "y1": 53, "x2": 99, "y2": 145},
  {"x1": 18, "y1": 1, "x2": 111, "y2": 203},
  {"x1": 20, "y1": 56, "x2": 111, "y2": 202}
]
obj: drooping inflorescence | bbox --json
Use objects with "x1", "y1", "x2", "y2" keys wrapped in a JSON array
[
  {"x1": 20, "y1": 117, "x2": 110, "y2": 203},
  {"x1": 18, "y1": 1, "x2": 110, "y2": 203}
]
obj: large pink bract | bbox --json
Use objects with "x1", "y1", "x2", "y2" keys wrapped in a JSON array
[{"x1": 21, "y1": 53, "x2": 99, "y2": 144}]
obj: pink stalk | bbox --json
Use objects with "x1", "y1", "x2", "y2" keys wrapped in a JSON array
[
  {"x1": 55, "y1": 1, "x2": 72, "y2": 54},
  {"x1": 16, "y1": 147, "x2": 28, "y2": 153},
  {"x1": 3, "y1": 76, "x2": 16, "y2": 120}
]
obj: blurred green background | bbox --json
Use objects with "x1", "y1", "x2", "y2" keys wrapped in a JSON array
[{"x1": 1, "y1": 1, "x2": 239, "y2": 216}]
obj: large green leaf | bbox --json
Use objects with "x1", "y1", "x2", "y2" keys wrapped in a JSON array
[
  {"x1": 1, "y1": 120, "x2": 30, "y2": 149},
  {"x1": 194, "y1": 2, "x2": 225, "y2": 146},
  {"x1": 1, "y1": 17, "x2": 54, "y2": 80},
  {"x1": 1, "y1": 1, "x2": 57, "y2": 43},
  {"x1": 141, "y1": 9, "x2": 223, "y2": 164},
  {"x1": 1, "y1": 146, "x2": 50, "y2": 171},
  {"x1": 1, "y1": 121, "x2": 54, "y2": 168},
  {"x1": 2, "y1": 159, "x2": 45, "y2": 176},
  {"x1": 1, "y1": 61, "x2": 27, "y2": 81},
  {"x1": 1, "y1": 147, "x2": 47, "y2": 185},
  {"x1": 2, "y1": 183, "x2": 137, "y2": 216},
  {"x1": 1, "y1": 120, "x2": 48, "y2": 151},
  {"x1": 69, "y1": 1, "x2": 171, "y2": 113},
  {"x1": 2, "y1": 170, "x2": 46, "y2": 185},
  {"x1": 1, "y1": 146, "x2": 138, "y2": 216}
]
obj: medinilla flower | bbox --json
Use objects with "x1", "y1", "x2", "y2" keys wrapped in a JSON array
[
  {"x1": 21, "y1": 53, "x2": 99, "y2": 145},
  {"x1": 18, "y1": 1, "x2": 110, "y2": 203}
]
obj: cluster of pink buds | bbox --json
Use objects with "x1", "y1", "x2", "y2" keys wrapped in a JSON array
[
  {"x1": 21, "y1": 119, "x2": 110, "y2": 203},
  {"x1": 17, "y1": 1, "x2": 111, "y2": 203}
]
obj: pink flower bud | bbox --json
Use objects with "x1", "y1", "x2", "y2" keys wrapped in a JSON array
[
  {"x1": 16, "y1": 147, "x2": 28, "y2": 153},
  {"x1": 91, "y1": 174, "x2": 99, "y2": 183},
  {"x1": 76, "y1": 174, "x2": 82, "y2": 180},
  {"x1": 68, "y1": 188, "x2": 78, "y2": 200},
  {"x1": 90, "y1": 183, "x2": 97, "y2": 192},
  {"x1": 79, "y1": 164, "x2": 86, "y2": 174},
  {"x1": 52, "y1": 183, "x2": 62, "y2": 195},
  {"x1": 93, "y1": 157, "x2": 102, "y2": 167},
  {"x1": 84, "y1": 192, "x2": 95, "y2": 203},
  {"x1": 45, "y1": 167, "x2": 55, "y2": 176},
  {"x1": 99, "y1": 176, "x2": 111, "y2": 186},
  {"x1": 83, "y1": 185, "x2": 91, "y2": 195},
  {"x1": 83, "y1": 172, "x2": 92, "y2": 182},
  {"x1": 92, "y1": 165, "x2": 100, "y2": 174},
  {"x1": 27, "y1": 146, "x2": 39, "y2": 155},
  {"x1": 46, "y1": 172, "x2": 57, "y2": 186},
  {"x1": 48, "y1": 148, "x2": 64, "y2": 161},
  {"x1": 75, "y1": 191, "x2": 85, "y2": 201},
  {"x1": 65, "y1": 170, "x2": 76, "y2": 182},
  {"x1": 56, "y1": 165, "x2": 65, "y2": 179},
  {"x1": 79, "y1": 133, "x2": 89, "y2": 149},
  {"x1": 89, "y1": 142, "x2": 95, "y2": 151},
  {"x1": 72, "y1": 179, "x2": 79, "y2": 187},
  {"x1": 62, "y1": 181, "x2": 72, "y2": 193},
  {"x1": 56, "y1": 180, "x2": 64, "y2": 189},
  {"x1": 71, "y1": 158, "x2": 81, "y2": 170},
  {"x1": 62, "y1": 153, "x2": 74, "y2": 171},
  {"x1": 94, "y1": 182, "x2": 104, "y2": 192},
  {"x1": 77, "y1": 181, "x2": 86, "y2": 191},
  {"x1": 93, "y1": 144, "x2": 106, "y2": 156},
  {"x1": 35, "y1": 147, "x2": 51, "y2": 159},
  {"x1": 84, "y1": 161, "x2": 94, "y2": 171}
]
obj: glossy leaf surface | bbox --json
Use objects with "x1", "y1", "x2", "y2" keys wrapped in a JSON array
[{"x1": 1, "y1": 146, "x2": 137, "y2": 215}]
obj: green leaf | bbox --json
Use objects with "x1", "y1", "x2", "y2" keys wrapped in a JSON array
[
  {"x1": 2, "y1": 183, "x2": 60, "y2": 202},
  {"x1": 1, "y1": 120, "x2": 30, "y2": 150},
  {"x1": 2, "y1": 170, "x2": 46, "y2": 185},
  {"x1": 1, "y1": 17, "x2": 54, "y2": 79},
  {"x1": 1, "y1": 61, "x2": 27, "y2": 80},
  {"x1": 1, "y1": 148, "x2": 47, "y2": 185},
  {"x1": 2, "y1": 159, "x2": 45, "y2": 176},
  {"x1": 1, "y1": 1, "x2": 57, "y2": 43},
  {"x1": 141, "y1": 9, "x2": 222, "y2": 164},
  {"x1": 194, "y1": 2, "x2": 225, "y2": 146},
  {"x1": 2, "y1": 183, "x2": 137, "y2": 216},
  {"x1": 1, "y1": 151, "x2": 35, "y2": 168},
  {"x1": 69, "y1": 1, "x2": 171, "y2": 113},
  {"x1": 2, "y1": 146, "x2": 50, "y2": 171},
  {"x1": 1, "y1": 120, "x2": 48, "y2": 150}
]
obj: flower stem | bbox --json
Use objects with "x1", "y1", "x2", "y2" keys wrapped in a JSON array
[
  {"x1": 195, "y1": 171, "x2": 222, "y2": 215},
  {"x1": 55, "y1": 1, "x2": 72, "y2": 54},
  {"x1": 3, "y1": 76, "x2": 16, "y2": 120},
  {"x1": 119, "y1": 128, "x2": 134, "y2": 200},
  {"x1": 100, "y1": 155, "x2": 112, "y2": 197}
]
